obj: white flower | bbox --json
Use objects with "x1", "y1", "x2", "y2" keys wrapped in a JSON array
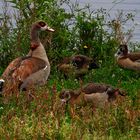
[
  {"x1": 0, "y1": 107, "x2": 3, "y2": 110},
  {"x1": 73, "y1": 46, "x2": 78, "y2": 51}
]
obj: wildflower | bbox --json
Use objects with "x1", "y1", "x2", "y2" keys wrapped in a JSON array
[
  {"x1": 73, "y1": 46, "x2": 78, "y2": 51},
  {"x1": 0, "y1": 107, "x2": 3, "y2": 110},
  {"x1": 83, "y1": 45, "x2": 88, "y2": 49},
  {"x1": 112, "y1": 74, "x2": 115, "y2": 78}
]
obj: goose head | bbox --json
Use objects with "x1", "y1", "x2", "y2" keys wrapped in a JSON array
[
  {"x1": 106, "y1": 87, "x2": 126, "y2": 101},
  {"x1": 115, "y1": 44, "x2": 129, "y2": 59},
  {"x1": 59, "y1": 89, "x2": 78, "y2": 104},
  {"x1": 32, "y1": 21, "x2": 55, "y2": 32},
  {"x1": 88, "y1": 60, "x2": 99, "y2": 70},
  {"x1": 71, "y1": 55, "x2": 98, "y2": 69},
  {"x1": 106, "y1": 87, "x2": 119, "y2": 101},
  {"x1": 30, "y1": 21, "x2": 55, "y2": 48},
  {"x1": 71, "y1": 55, "x2": 90, "y2": 68}
]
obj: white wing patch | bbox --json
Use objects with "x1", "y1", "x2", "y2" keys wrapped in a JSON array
[
  {"x1": 0, "y1": 79, "x2": 5, "y2": 83},
  {"x1": 44, "y1": 65, "x2": 48, "y2": 70}
]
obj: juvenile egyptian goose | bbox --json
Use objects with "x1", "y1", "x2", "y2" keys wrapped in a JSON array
[
  {"x1": 59, "y1": 83, "x2": 125, "y2": 108},
  {"x1": 0, "y1": 21, "x2": 54, "y2": 93},
  {"x1": 58, "y1": 55, "x2": 98, "y2": 78},
  {"x1": 115, "y1": 44, "x2": 140, "y2": 71}
]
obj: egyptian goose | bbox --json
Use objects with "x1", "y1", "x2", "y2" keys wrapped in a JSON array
[
  {"x1": 115, "y1": 44, "x2": 140, "y2": 71},
  {"x1": 58, "y1": 55, "x2": 98, "y2": 78},
  {"x1": 0, "y1": 21, "x2": 54, "y2": 92},
  {"x1": 59, "y1": 83, "x2": 125, "y2": 108}
]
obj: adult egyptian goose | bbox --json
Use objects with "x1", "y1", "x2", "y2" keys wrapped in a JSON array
[
  {"x1": 59, "y1": 83, "x2": 125, "y2": 108},
  {"x1": 115, "y1": 44, "x2": 140, "y2": 71},
  {"x1": 0, "y1": 21, "x2": 54, "y2": 92},
  {"x1": 58, "y1": 55, "x2": 98, "y2": 78}
]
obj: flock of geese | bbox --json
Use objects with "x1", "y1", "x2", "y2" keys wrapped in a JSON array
[{"x1": 0, "y1": 20, "x2": 139, "y2": 110}]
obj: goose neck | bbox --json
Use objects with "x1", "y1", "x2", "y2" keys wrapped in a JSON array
[{"x1": 30, "y1": 26, "x2": 40, "y2": 43}]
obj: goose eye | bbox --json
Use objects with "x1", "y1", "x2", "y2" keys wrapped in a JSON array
[
  {"x1": 39, "y1": 21, "x2": 46, "y2": 27},
  {"x1": 65, "y1": 93, "x2": 69, "y2": 98},
  {"x1": 120, "y1": 47, "x2": 123, "y2": 51}
]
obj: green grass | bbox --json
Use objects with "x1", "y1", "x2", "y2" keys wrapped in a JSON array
[{"x1": 0, "y1": 62, "x2": 139, "y2": 140}]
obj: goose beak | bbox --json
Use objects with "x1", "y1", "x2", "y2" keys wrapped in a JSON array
[
  {"x1": 61, "y1": 99, "x2": 67, "y2": 103},
  {"x1": 60, "y1": 99, "x2": 67, "y2": 106},
  {"x1": 41, "y1": 25, "x2": 55, "y2": 32},
  {"x1": 46, "y1": 26, "x2": 55, "y2": 32}
]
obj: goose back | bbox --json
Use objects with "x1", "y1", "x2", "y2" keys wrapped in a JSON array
[
  {"x1": 117, "y1": 57, "x2": 140, "y2": 71},
  {"x1": 82, "y1": 83, "x2": 109, "y2": 94}
]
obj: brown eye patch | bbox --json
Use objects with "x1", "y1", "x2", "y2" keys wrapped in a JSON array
[{"x1": 38, "y1": 21, "x2": 46, "y2": 27}]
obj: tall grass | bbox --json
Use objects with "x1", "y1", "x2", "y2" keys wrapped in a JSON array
[{"x1": 0, "y1": 76, "x2": 139, "y2": 139}]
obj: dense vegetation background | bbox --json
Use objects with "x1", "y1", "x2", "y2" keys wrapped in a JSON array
[{"x1": 0, "y1": 0, "x2": 139, "y2": 139}]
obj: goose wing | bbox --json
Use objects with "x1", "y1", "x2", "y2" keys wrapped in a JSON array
[
  {"x1": 20, "y1": 65, "x2": 50, "y2": 91},
  {"x1": 2, "y1": 56, "x2": 30, "y2": 79},
  {"x1": 117, "y1": 58, "x2": 140, "y2": 71},
  {"x1": 2, "y1": 57, "x2": 46, "y2": 84},
  {"x1": 82, "y1": 83, "x2": 109, "y2": 94}
]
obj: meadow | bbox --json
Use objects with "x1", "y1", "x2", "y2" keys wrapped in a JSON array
[{"x1": 0, "y1": 0, "x2": 139, "y2": 139}]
